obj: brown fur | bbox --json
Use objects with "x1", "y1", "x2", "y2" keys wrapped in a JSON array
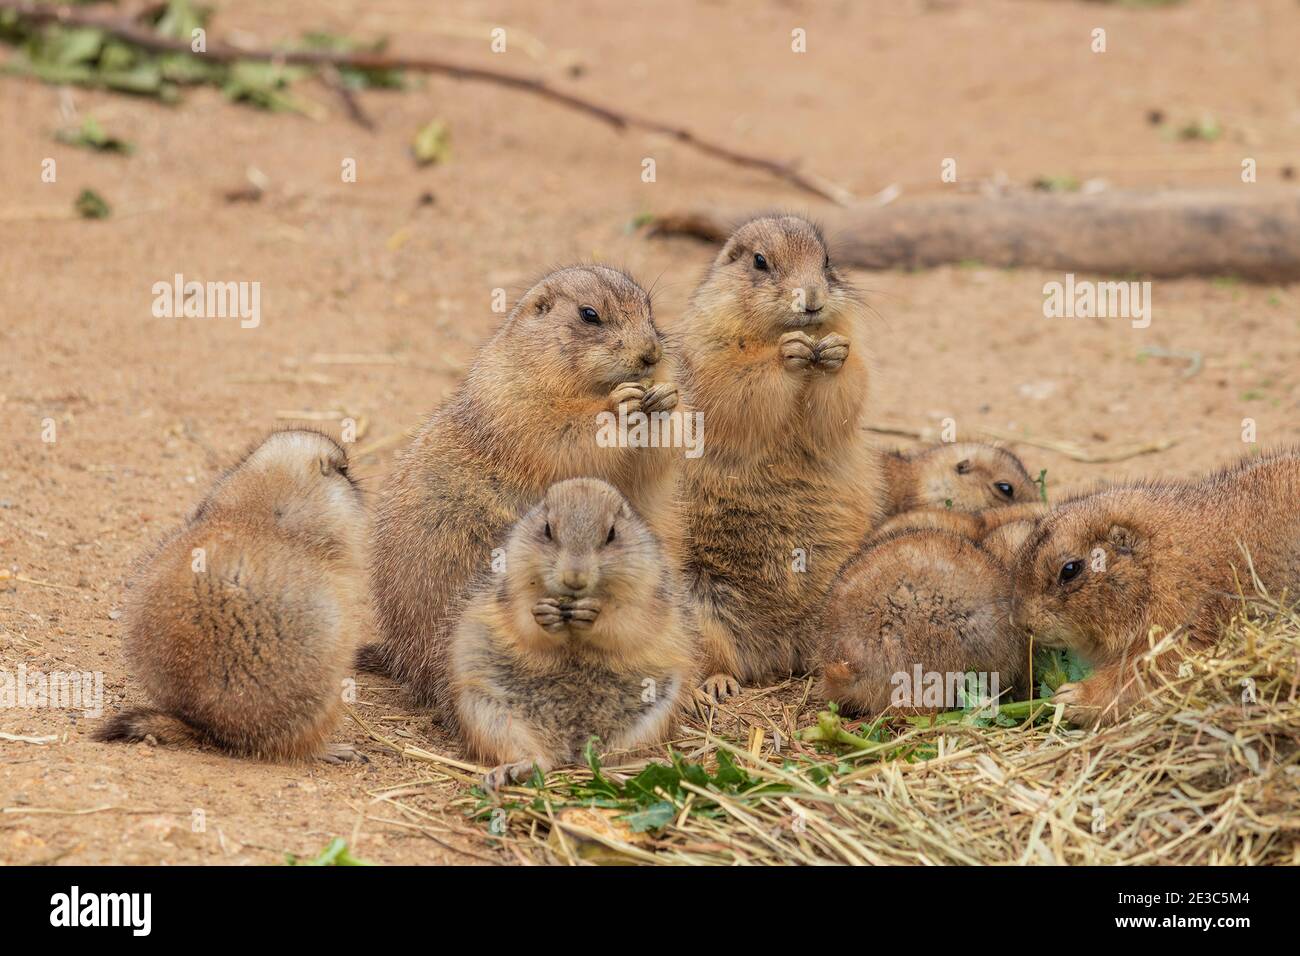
[
  {"x1": 364, "y1": 266, "x2": 681, "y2": 716},
  {"x1": 979, "y1": 516, "x2": 1043, "y2": 567},
  {"x1": 96, "y1": 430, "x2": 367, "y2": 761},
  {"x1": 675, "y1": 215, "x2": 884, "y2": 698},
  {"x1": 449, "y1": 479, "x2": 696, "y2": 790},
  {"x1": 868, "y1": 499, "x2": 1047, "y2": 570},
  {"x1": 1011, "y1": 449, "x2": 1300, "y2": 726},
  {"x1": 882, "y1": 442, "x2": 1037, "y2": 515},
  {"x1": 871, "y1": 509, "x2": 985, "y2": 542},
  {"x1": 818, "y1": 529, "x2": 1027, "y2": 716}
]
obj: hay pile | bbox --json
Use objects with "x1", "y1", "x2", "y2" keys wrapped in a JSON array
[{"x1": 356, "y1": 597, "x2": 1299, "y2": 865}]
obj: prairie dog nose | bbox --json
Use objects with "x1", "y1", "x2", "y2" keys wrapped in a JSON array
[
  {"x1": 639, "y1": 338, "x2": 662, "y2": 369},
  {"x1": 560, "y1": 570, "x2": 590, "y2": 594}
]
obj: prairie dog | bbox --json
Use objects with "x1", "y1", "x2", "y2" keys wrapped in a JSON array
[
  {"x1": 819, "y1": 529, "x2": 1026, "y2": 716},
  {"x1": 979, "y1": 516, "x2": 1043, "y2": 567},
  {"x1": 676, "y1": 215, "x2": 884, "y2": 700},
  {"x1": 365, "y1": 266, "x2": 681, "y2": 715},
  {"x1": 1011, "y1": 450, "x2": 1300, "y2": 726},
  {"x1": 881, "y1": 442, "x2": 1037, "y2": 515},
  {"x1": 96, "y1": 430, "x2": 367, "y2": 761},
  {"x1": 871, "y1": 502, "x2": 1048, "y2": 551},
  {"x1": 449, "y1": 479, "x2": 695, "y2": 790}
]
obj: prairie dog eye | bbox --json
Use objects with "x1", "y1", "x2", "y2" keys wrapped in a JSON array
[
  {"x1": 578, "y1": 306, "x2": 601, "y2": 325},
  {"x1": 1058, "y1": 560, "x2": 1083, "y2": 585},
  {"x1": 753, "y1": 252, "x2": 768, "y2": 271},
  {"x1": 994, "y1": 481, "x2": 1014, "y2": 499},
  {"x1": 606, "y1": 525, "x2": 616, "y2": 544}
]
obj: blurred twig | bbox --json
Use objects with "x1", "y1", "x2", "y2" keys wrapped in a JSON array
[{"x1": 0, "y1": 0, "x2": 854, "y2": 205}]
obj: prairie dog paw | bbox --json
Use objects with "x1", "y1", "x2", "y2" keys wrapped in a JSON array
[
  {"x1": 700, "y1": 673, "x2": 741, "y2": 702},
  {"x1": 565, "y1": 597, "x2": 602, "y2": 630},
  {"x1": 1053, "y1": 681, "x2": 1100, "y2": 727},
  {"x1": 812, "y1": 333, "x2": 850, "y2": 371},
  {"x1": 779, "y1": 331, "x2": 816, "y2": 372},
  {"x1": 532, "y1": 598, "x2": 567, "y2": 632},
  {"x1": 640, "y1": 382, "x2": 678, "y2": 414},
  {"x1": 608, "y1": 381, "x2": 645, "y2": 413},
  {"x1": 484, "y1": 760, "x2": 539, "y2": 795},
  {"x1": 317, "y1": 742, "x2": 367, "y2": 764}
]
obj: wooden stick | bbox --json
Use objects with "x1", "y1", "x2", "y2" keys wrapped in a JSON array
[
  {"x1": 0, "y1": 0, "x2": 853, "y2": 205},
  {"x1": 650, "y1": 190, "x2": 1300, "y2": 281}
]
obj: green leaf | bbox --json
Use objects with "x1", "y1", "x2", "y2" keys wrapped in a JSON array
[
  {"x1": 97, "y1": 41, "x2": 139, "y2": 74},
  {"x1": 1032, "y1": 174, "x2": 1080, "y2": 193},
  {"x1": 623, "y1": 762, "x2": 683, "y2": 805},
  {"x1": 222, "y1": 60, "x2": 309, "y2": 113},
  {"x1": 711, "y1": 749, "x2": 749, "y2": 789},
  {"x1": 285, "y1": 837, "x2": 374, "y2": 866},
  {"x1": 55, "y1": 117, "x2": 133, "y2": 154},
  {"x1": 411, "y1": 119, "x2": 451, "y2": 166},
  {"x1": 671, "y1": 749, "x2": 712, "y2": 789},
  {"x1": 1033, "y1": 646, "x2": 1092, "y2": 697},
  {"x1": 39, "y1": 27, "x2": 105, "y2": 67},
  {"x1": 301, "y1": 31, "x2": 405, "y2": 89},
  {"x1": 74, "y1": 188, "x2": 111, "y2": 219},
  {"x1": 582, "y1": 736, "x2": 622, "y2": 798},
  {"x1": 153, "y1": 0, "x2": 211, "y2": 42},
  {"x1": 617, "y1": 800, "x2": 676, "y2": 833}
]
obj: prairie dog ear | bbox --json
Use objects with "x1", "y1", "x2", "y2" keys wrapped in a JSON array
[
  {"x1": 533, "y1": 291, "x2": 554, "y2": 315},
  {"x1": 717, "y1": 235, "x2": 744, "y2": 265},
  {"x1": 955, "y1": 459, "x2": 972, "y2": 475},
  {"x1": 1107, "y1": 524, "x2": 1137, "y2": 555},
  {"x1": 318, "y1": 454, "x2": 332, "y2": 477}
]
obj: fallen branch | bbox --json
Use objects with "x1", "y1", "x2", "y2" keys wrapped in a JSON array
[
  {"x1": 649, "y1": 190, "x2": 1300, "y2": 280},
  {"x1": 0, "y1": 732, "x2": 58, "y2": 744},
  {"x1": 866, "y1": 423, "x2": 1179, "y2": 464},
  {"x1": 0, "y1": 0, "x2": 853, "y2": 205}
]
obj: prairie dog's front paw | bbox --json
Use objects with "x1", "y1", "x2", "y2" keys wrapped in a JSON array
[
  {"x1": 812, "y1": 333, "x2": 850, "y2": 371},
  {"x1": 565, "y1": 597, "x2": 601, "y2": 630},
  {"x1": 1054, "y1": 681, "x2": 1102, "y2": 727},
  {"x1": 532, "y1": 598, "x2": 567, "y2": 632},
  {"x1": 608, "y1": 381, "x2": 645, "y2": 413},
  {"x1": 640, "y1": 382, "x2": 678, "y2": 414},
  {"x1": 779, "y1": 331, "x2": 817, "y2": 372},
  {"x1": 484, "y1": 760, "x2": 538, "y2": 795}
]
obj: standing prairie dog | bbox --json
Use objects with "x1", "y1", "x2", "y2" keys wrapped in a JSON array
[
  {"x1": 1011, "y1": 449, "x2": 1300, "y2": 726},
  {"x1": 364, "y1": 266, "x2": 682, "y2": 716},
  {"x1": 96, "y1": 430, "x2": 367, "y2": 761},
  {"x1": 819, "y1": 529, "x2": 1028, "y2": 717},
  {"x1": 677, "y1": 215, "x2": 884, "y2": 699},
  {"x1": 449, "y1": 478, "x2": 695, "y2": 791},
  {"x1": 881, "y1": 442, "x2": 1037, "y2": 515}
]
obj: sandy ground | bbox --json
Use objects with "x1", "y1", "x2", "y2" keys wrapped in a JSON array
[{"x1": 2, "y1": 0, "x2": 1299, "y2": 865}]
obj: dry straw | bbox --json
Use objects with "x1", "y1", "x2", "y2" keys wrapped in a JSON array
[{"x1": 356, "y1": 595, "x2": 1299, "y2": 866}]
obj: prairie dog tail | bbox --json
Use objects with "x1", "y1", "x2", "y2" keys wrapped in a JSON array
[
  {"x1": 353, "y1": 642, "x2": 391, "y2": 676},
  {"x1": 95, "y1": 708, "x2": 203, "y2": 746}
]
